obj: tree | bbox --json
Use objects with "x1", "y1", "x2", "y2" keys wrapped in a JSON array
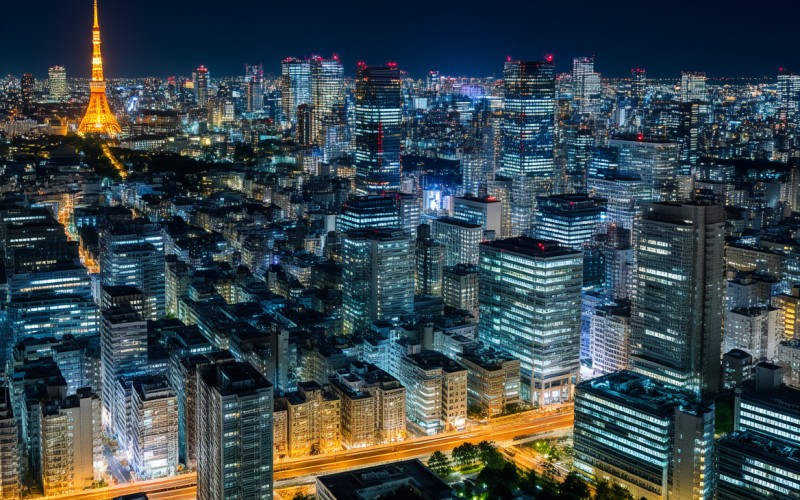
[
  {"x1": 451, "y1": 442, "x2": 479, "y2": 467},
  {"x1": 594, "y1": 478, "x2": 637, "y2": 500},
  {"x1": 560, "y1": 471, "x2": 592, "y2": 500},
  {"x1": 427, "y1": 451, "x2": 451, "y2": 477},
  {"x1": 477, "y1": 441, "x2": 505, "y2": 468}
]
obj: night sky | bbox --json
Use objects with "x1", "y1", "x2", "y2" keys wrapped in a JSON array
[{"x1": 2, "y1": 0, "x2": 798, "y2": 80}]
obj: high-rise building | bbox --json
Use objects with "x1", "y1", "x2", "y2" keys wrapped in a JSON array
[
  {"x1": 500, "y1": 59, "x2": 556, "y2": 235},
  {"x1": 341, "y1": 228, "x2": 413, "y2": 334},
  {"x1": 572, "y1": 57, "x2": 602, "y2": 118},
  {"x1": 431, "y1": 217, "x2": 482, "y2": 266},
  {"x1": 478, "y1": 237, "x2": 583, "y2": 405},
  {"x1": 630, "y1": 202, "x2": 724, "y2": 394},
  {"x1": 574, "y1": 371, "x2": 715, "y2": 500},
  {"x1": 680, "y1": 71, "x2": 708, "y2": 103},
  {"x1": 415, "y1": 224, "x2": 444, "y2": 296},
  {"x1": 442, "y1": 264, "x2": 480, "y2": 318},
  {"x1": 20, "y1": 73, "x2": 34, "y2": 112},
  {"x1": 587, "y1": 170, "x2": 648, "y2": 230},
  {"x1": 718, "y1": 363, "x2": 800, "y2": 499},
  {"x1": 564, "y1": 124, "x2": 595, "y2": 193},
  {"x1": 100, "y1": 307, "x2": 147, "y2": 430},
  {"x1": 78, "y1": 0, "x2": 121, "y2": 136},
  {"x1": 631, "y1": 68, "x2": 647, "y2": 105},
  {"x1": 608, "y1": 137, "x2": 682, "y2": 202},
  {"x1": 276, "y1": 382, "x2": 341, "y2": 457},
  {"x1": 244, "y1": 63, "x2": 264, "y2": 113},
  {"x1": 354, "y1": 63, "x2": 403, "y2": 194},
  {"x1": 195, "y1": 65, "x2": 209, "y2": 107},
  {"x1": 129, "y1": 377, "x2": 179, "y2": 479},
  {"x1": 311, "y1": 55, "x2": 344, "y2": 143},
  {"x1": 196, "y1": 362, "x2": 273, "y2": 500},
  {"x1": 397, "y1": 350, "x2": 467, "y2": 435},
  {"x1": 281, "y1": 57, "x2": 312, "y2": 126},
  {"x1": 0, "y1": 387, "x2": 19, "y2": 499},
  {"x1": 48, "y1": 65, "x2": 68, "y2": 101},
  {"x1": 534, "y1": 194, "x2": 607, "y2": 251},
  {"x1": 38, "y1": 388, "x2": 103, "y2": 496},
  {"x1": 452, "y1": 196, "x2": 503, "y2": 237},
  {"x1": 723, "y1": 306, "x2": 782, "y2": 361},
  {"x1": 459, "y1": 347, "x2": 520, "y2": 416},
  {"x1": 336, "y1": 195, "x2": 403, "y2": 232},
  {"x1": 589, "y1": 302, "x2": 631, "y2": 375}
]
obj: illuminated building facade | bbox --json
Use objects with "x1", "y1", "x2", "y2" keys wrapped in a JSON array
[
  {"x1": 354, "y1": 63, "x2": 403, "y2": 194},
  {"x1": 630, "y1": 202, "x2": 724, "y2": 394},
  {"x1": 341, "y1": 228, "x2": 413, "y2": 334},
  {"x1": 311, "y1": 55, "x2": 344, "y2": 143},
  {"x1": 196, "y1": 362, "x2": 273, "y2": 500},
  {"x1": 281, "y1": 57, "x2": 312, "y2": 126},
  {"x1": 478, "y1": 237, "x2": 583, "y2": 405},
  {"x1": 48, "y1": 65, "x2": 68, "y2": 101},
  {"x1": 534, "y1": 194, "x2": 607, "y2": 251},
  {"x1": 574, "y1": 371, "x2": 715, "y2": 500},
  {"x1": 499, "y1": 59, "x2": 556, "y2": 235},
  {"x1": 430, "y1": 217, "x2": 482, "y2": 266}
]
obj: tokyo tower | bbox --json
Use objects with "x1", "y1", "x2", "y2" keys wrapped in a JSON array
[{"x1": 78, "y1": 0, "x2": 122, "y2": 137}]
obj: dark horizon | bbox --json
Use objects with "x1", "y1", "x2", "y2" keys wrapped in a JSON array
[{"x1": 2, "y1": 0, "x2": 799, "y2": 80}]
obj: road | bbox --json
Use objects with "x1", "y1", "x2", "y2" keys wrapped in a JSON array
[
  {"x1": 41, "y1": 409, "x2": 573, "y2": 499},
  {"x1": 274, "y1": 410, "x2": 573, "y2": 482}
]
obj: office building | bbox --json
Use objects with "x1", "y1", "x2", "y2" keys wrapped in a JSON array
[
  {"x1": 129, "y1": 378, "x2": 178, "y2": 479},
  {"x1": 572, "y1": 57, "x2": 602, "y2": 118},
  {"x1": 196, "y1": 362, "x2": 274, "y2": 500},
  {"x1": 397, "y1": 350, "x2": 467, "y2": 435},
  {"x1": 354, "y1": 63, "x2": 403, "y2": 194},
  {"x1": 415, "y1": 224, "x2": 444, "y2": 296},
  {"x1": 499, "y1": 59, "x2": 556, "y2": 235},
  {"x1": 452, "y1": 196, "x2": 503, "y2": 237},
  {"x1": 478, "y1": 237, "x2": 583, "y2": 405},
  {"x1": 630, "y1": 202, "x2": 724, "y2": 394},
  {"x1": 771, "y1": 286, "x2": 800, "y2": 339},
  {"x1": 459, "y1": 347, "x2": 520, "y2": 416},
  {"x1": 776, "y1": 339, "x2": 800, "y2": 387},
  {"x1": 245, "y1": 63, "x2": 264, "y2": 113},
  {"x1": 195, "y1": 65, "x2": 209, "y2": 107},
  {"x1": 341, "y1": 229, "x2": 413, "y2": 334},
  {"x1": 442, "y1": 264, "x2": 480, "y2": 318},
  {"x1": 587, "y1": 170, "x2": 648, "y2": 230},
  {"x1": 0, "y1": 387, "x2": 19, "y2": 499},
  {"x1": 534, "y1": 194, "x2": 607, "y2": 250},
  {"x1": 608, "y1": 138, "x2": 682, "y2": 202},
  {"x1": 311, "y1": 55, "x2": 344, "y2": 143},
  {"x1": 100, "y1": 307, "x2": 147, "y2": 431},
  {"x1": 723, "y1": 306, "x2": 782, "y2": 361},
  {"x1": 716, "y1": 431, "x2": 800, "y2": 500},
  {"x1": 337, "y1": 195, "x2": 401, "y2": 233},
  {"x1": 430, "y1": 217, "x2": 482, "y2": 266},
  {"x1": 680, "y1": 71, "x2": 708, "y2": 103},
  {"x1": 574, "y1": 371, "x2": 715, "y2": 500},
  {"x1": 48, "y1": 65, "x2": 68, "y2": 101},
  {"x1": 281, "y1": 57, "x2": 312, "y2": 126},
  {"x1": 589, "y1": 302, "x2": 631, "y2": 376}
]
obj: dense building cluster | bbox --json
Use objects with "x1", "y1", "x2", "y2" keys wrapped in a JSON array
[{"x1": 1, "y1": 1, "x2": 800, "y2": 498}]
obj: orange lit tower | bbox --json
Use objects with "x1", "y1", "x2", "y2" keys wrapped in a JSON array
[{"x1": 78, "y1": 0, "x2": 121, "y2": 136}]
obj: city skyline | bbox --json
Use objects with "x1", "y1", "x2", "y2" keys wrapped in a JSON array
[{"x1": 3, "y1": 0, "x2": 800, "y2": 79}]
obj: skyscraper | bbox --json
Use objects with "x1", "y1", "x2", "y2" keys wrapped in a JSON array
[
  {"x1": 244, "y1": 63, "x2": 264, "y2": 113},
  {"x1": 415, "y1": 224, "x2": 444, "y2": 296},
  {"x1": 354, "y1": 63, "x2": 403, "y2": 194},
  {"x1": 478, "y1": 237, "x2": 583, "y2": 405},
  {"x1": 195, "y1": 65, "x2": 209, "y2": 107},
  {"x1": 20, "y1": 73, "x2": 34, "y2": 112},
  {"x1": 78, "y1": 0, "x2": 121, "y2": 136},
  {"x1": 572, "y1": 57, "x2": 602, "y2": 118},
  {"x1": 534, "y1": 194, "x2": 607, "y2": 251},
  {"x1": 48, "y1": 65, "x2": 68, "y2": 101},
  {"x1": 630, "y1": 202, "x2": 724, "y2": 394},
  {"x1": 342, "y1": 228, "x2": 413, "y2": 334},
  {"x1": 499, "y1": 59, "x2": 556, "y2": 235},
  {"x1": 679, "y1": 71, "x2": 708, "y2": 103},
  {"x1": 311, "y1": 55, "x2": 344, "y2": 143},
  {"x1": 281, "y1": 57, "x2": 312, "y2": 126},
  {"x1": 196, "y1": 362, "x2": 273, "y2": 500}
]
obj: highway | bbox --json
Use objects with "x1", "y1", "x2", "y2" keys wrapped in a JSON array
[
  {"x1": 41, "y1": 409, "x2": 573, "y2": 499},
  {"x1": 274, "y1": 410, "x2": 573, "y2": 482}
]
